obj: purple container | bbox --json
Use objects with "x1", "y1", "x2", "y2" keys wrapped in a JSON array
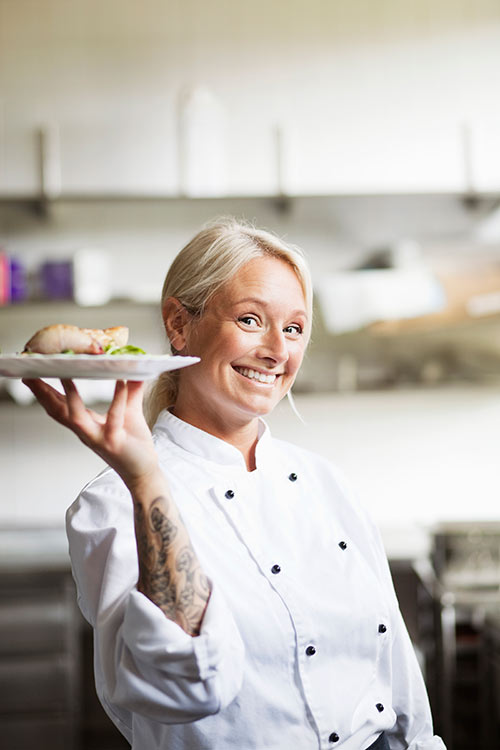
[
  {"x1": 40, "y1": 260, "x2": 73, "y2": 300},
  {"x1": 9, "y1": 258, "x2": 28, "y2": 303}
]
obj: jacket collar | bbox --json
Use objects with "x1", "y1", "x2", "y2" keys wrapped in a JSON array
[{"x1": 153, "y1": 409, "x2": 272, "y2": 471}]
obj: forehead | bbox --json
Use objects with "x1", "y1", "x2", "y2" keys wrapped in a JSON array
[{"x1": 224, "y1": 255, "x2": 305, "y2": 304}]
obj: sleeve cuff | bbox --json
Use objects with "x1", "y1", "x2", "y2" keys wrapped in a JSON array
[
  {"x1": 412, "y1": 737, "x2": 447, "y2": 750},
  {"x1": 122, "y1": 581, "x2": 244, "y2": 682}
]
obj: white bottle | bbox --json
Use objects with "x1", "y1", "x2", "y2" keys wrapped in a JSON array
[{"x1": 177, "y1": 85, "x2": 228, "y2": 197}]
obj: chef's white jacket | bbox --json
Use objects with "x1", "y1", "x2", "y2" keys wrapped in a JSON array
[{"x1": 66, "y1": 409, "x2": 446, "y2": 750}]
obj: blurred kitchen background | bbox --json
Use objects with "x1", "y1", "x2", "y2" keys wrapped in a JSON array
[{"x1": 2, "y1": 0, "x2": 500, "y2": 748}]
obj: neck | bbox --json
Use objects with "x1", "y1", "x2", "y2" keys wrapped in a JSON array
[{"x1": 171, "y1": 400, "x2": 260, "y2": 472}]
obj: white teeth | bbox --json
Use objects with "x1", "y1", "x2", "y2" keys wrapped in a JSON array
[{"x1": 235, "y1": 366, "x2": 277, "y2": 384}]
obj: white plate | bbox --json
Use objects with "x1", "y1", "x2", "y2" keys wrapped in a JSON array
[{"x1": 0, "y1": 354, "x2": 200, "y2": 380}]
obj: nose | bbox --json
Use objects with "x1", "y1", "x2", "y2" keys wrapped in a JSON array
[{"x1": 256, "y1": 325, "x2": 288, "y2": 366}]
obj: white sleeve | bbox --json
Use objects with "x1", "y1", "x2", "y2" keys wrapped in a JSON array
[
  {"x1": 365, "y1": 517, "x2": 447, "y2": 750},
  {"x1": 66, "y1": 472, "x2": 245, "y2": 732}
]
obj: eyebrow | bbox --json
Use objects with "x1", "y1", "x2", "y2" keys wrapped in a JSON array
[{"x1": 234, "y1": 296, "x2": 308, "y2": 318}]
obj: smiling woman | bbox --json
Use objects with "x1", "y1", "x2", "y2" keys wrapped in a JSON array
[
  {"x1": 23, "y1": 218, "x2": 446, "y2": 750},
  {"x1": 161, "y1": 255, "x2": 309, "y2": 466},
  {"x1": 145, "y1": 218, "x2": 313, "y2": 431}
]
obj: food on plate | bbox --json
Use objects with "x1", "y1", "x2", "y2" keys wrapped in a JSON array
[{"x1": 22, "y1": 324, "x2": 136, "y2": 355}]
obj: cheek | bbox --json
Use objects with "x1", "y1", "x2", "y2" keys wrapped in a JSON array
[
  {"x1": 202, "y1": 333, "x2": 247, "y2": 370},
  {"x1": 289, "y1": 344, "x2": 306, "y2": 373},
  {"x1": 224, "y1": 329, "x2": 253, "y2": 358}
]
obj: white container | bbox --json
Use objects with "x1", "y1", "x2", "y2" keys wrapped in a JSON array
[
  {"x1": 73, "y1": 248, "x2": 111, "y2": 306},
  {"x1": 177, "y1": 86, "x2": 228, "y2": 197}
]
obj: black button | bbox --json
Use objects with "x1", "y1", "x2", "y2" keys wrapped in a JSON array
[
  {"x1": 338, "y1": 541, "x2": 347, "y2": 550},
  {"x1": 376, "y1": 703, "x2": 385, "y2": 712},
  {"x1": 271, "y1": 564, "x2": 281, "y2": 574},
  {"x1": 329, "y1": 732, "x2": 340, "y2": 743},
  {"x1": 225, "y1": 489, "x2": 235, "y2": 499},
  {"x1": 288, "y1": 472, "x2": 298, "y2": 482},
  {"x1": 378, "y1": 623, "x2": 387, "y2": 634},
  {"x1": 305, "y1": 645, "x2": 316, "y2": 656}
]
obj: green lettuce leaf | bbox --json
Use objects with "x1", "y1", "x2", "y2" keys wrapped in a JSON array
[{"x1": 107, "y1": 344, "x2": 146, "y2": 355}]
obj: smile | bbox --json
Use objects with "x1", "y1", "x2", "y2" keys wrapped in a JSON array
[{"x1": 233, "y1": 366, "x2": 278, "y2": 385}]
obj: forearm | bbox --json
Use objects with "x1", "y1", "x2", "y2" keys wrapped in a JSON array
[
  {"x1": 129, "y1": 469, "x2": 211, "y2": 636},
  {"x1": 23, "y1": 377, "x2": 210, "y2": 636}
]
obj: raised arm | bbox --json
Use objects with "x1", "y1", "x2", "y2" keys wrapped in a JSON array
[
  {"x1": 23, "y1": 377, "x2": 210, "y2": 636},
  {"x1": 129, "y1": 469, "x2": 210, "y2": 635}
]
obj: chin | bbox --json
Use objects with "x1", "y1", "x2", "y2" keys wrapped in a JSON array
[{"x1": 239, "y1": 397, "x2": 282, "y2": 419}]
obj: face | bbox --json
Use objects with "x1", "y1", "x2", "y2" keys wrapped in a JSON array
[{"x1": 169, "y1": 255, "x2": 309, "y2": 435}]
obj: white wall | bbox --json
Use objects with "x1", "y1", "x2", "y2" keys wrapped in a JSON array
[
  {"x1": 1, "y1": 0, "x2": 500, "y2": 195},
  {"x1": 269, "y1": 388, "x2": 500, "y2": 529},
  {"x1": 0, "y1": 387, "x2": 500, "y2": 527},
  {"x1": 0, "y1": 400, "x2": 106, "y2": 527},
  {"x1": 2, "y1": 387, "x2": 500, "y2": 558}
]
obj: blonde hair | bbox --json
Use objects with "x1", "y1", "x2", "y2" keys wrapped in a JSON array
[{"x1": 145, "y1": 217, "x2": 313, "y2": 427}]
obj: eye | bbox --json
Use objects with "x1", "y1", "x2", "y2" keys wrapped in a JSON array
[
  {"x1": 238, "y1": 315, "x2": 260, "y2": 327},
  {"x1": 284, "y1": 324, "x2": 303, "y2": 336}
]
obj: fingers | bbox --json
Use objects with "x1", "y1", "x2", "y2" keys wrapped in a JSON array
[
  {"x1": 60, "y1": 379, "x2": 101, "y2": 441},
  {"x1": 61, "y1": 379, "x2": 83, "y2": 418},
  {"x1": 23, "y1": 378, "x2": 146, "y2": 446},
  {"x1": 61, "y1": 379, "x2": 94, "y2": 427},
  {"x1": 105, "y1": 381, "x2": 145, "y2": 435},
  {"x1": 22, "y1": 378, "x2": 69, "y2": 424},
  {"x1": 126, "y1": 381, "x2": 145, "y2": 409},
  {"x1": 105, "y1": 380, "x2": 128, "y2": 433}
]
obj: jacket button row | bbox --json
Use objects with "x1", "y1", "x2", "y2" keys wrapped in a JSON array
[
  {"x1": 225, "y1": 489, "x2": 235, "y2": 499},
  {"x1": 329, "y1": 732, "x2": 339, "y2": 743},
  {"x1": 271, "y1": 564, "x2": 281, "y2": 574},
  {"x1": 305, "y1": 644, "x2": 316, "y2": 656}
]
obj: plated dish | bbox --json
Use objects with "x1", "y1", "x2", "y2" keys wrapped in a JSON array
[{"x1": 0, "y1": 354, "x2": 200, "y2": 380}]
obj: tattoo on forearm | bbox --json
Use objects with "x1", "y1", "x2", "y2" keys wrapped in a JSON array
[{"x1": 134, "y1": 496, "x2": 210, "y2": 636}]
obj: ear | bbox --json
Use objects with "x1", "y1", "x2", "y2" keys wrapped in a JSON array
[{"x1": 162, "y1": 297, "x2": 192, "y2": 353}]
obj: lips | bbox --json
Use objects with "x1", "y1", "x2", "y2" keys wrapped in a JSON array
[{"x1": 233, "y1": 366, "x2": 278, "y2": 385}]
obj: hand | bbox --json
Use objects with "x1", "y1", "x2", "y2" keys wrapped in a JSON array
[{"x1": 22, "y1": 378, "x2": 159, "y2": 488}]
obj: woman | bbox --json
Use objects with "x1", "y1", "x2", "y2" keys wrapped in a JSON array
[{"x1": 24, "y1": 219, "x2": 445, "y2": 750}]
